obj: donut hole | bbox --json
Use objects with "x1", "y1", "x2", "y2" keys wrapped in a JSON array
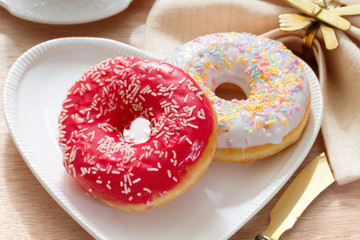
[
  {"x1": 123, "y1": 117, "x2": 151, "y2": 143},
  {"x1": 214, "y1": 82, "x2": 247, "y2": 101}
]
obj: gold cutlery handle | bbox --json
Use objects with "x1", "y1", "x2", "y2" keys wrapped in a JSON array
[
  {"x1": 334, "y1": 4, "x2": 360, "y2": 16},
  {"x1": 255, "y1": 234, "x2": 273, "y2": 240},
  {"x1": 320, "y1": 23, "x2": 339, "y2": 50}
]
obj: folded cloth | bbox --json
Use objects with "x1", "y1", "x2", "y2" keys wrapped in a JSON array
[{"x1": 144, "y1": 0, "x2": 360, "y2": 185}]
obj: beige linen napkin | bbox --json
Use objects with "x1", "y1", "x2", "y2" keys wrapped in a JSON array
[{"x1": 144, "y1": 0, "x2": 360, "y2": 185}]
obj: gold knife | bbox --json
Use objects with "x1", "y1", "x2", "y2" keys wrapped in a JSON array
[{"x1": 255, "y1": 153, "x2": 335, "y2": 240}]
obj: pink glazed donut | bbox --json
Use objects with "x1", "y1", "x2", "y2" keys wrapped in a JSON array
[{"x1": 58, "y1": 57, "x2": 218, "y2": 211}]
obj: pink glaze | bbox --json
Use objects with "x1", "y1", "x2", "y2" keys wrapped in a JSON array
[{"x1": 58, "y1": 57, "x2": 215, "y2": 206}]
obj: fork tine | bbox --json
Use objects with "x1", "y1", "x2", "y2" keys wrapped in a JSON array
[{"x1": 279, "y1": 13, "x2": 314, "y2": 32}]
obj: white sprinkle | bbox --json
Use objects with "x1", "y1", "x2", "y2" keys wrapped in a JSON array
[
  {"x1": 87, "y1": 156, "x2": 95, "y2": 164},
  {"x1": 139, "y1": 95, "x2": 146, "y2": 101},
  {"x1": 59, "y1": 115, "x2": 68, "y2": 124},
  {"x1": 127, "y1": 174, "x2": 132, "y2": 186},
  {"x1": 143, "y1": 188, "x2": 152, "y2": 193},
  {"x1": 197, "y1": 109, "x2": 206, "y2": 120},
  {"x1": 161, "y1": 102, "x2": 171, "y2": 108},
  {"x1": 171, "y1": 99, "x2": 178, "y2": 105},
  {"x1": 106, "y1": 165, "x2": 112, "y2": 174},
  {"x1": 153, "y1": 141, "x2": 158, "y2": 149},
  {"x1": 132, "y1": 178, "x2": 141, "y2": 184},
  {"x1": 180, "y1": 121, "x2": 187, "y2": 127},
  {"x1": 185, "y1": 137, "x2": 193, "y2": 145},
  {"x1": 124, "y1": 183, "x2": 129, "y2": 194},
  {"x1": 155, "y1": 131, "x2": 165, "y2": 139},
  {"x1": 80, "y1": 167, "x2": 87, "y2": 176},
  {"x1": 179, "y1": 77, "x2": 187, "y2": 84},
  {"x1": 147, "y1": 168, "x2": 159, "y2": 171},
  {"x1": 184, "y1": 94, "x2": 189, "y2": 103},
  {"x1": 187, "y1": 123, "x2": 199, "y2": 129},
  {"x1": 179, "y1": 135, "x2": 187, "y2": 142}
]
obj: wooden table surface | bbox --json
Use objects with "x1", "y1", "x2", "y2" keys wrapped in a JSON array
[{"x1": 1, "y1": 0, "x2": 359, "y2": 239}]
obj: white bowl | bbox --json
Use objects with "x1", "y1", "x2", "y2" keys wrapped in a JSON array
[{"x1": 0, "y1": 0, "x2": 132, "y2": 24}]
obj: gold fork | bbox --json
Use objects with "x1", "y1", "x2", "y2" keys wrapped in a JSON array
[
  {"x1": 279, "y1": 13, "x2": 315, "y2": 32},
  {"x1": 279, "y1": 13, "x2": 338, "y2": 50}
]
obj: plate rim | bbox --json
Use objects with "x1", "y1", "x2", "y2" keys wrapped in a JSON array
[
  {"x1": 0, "y1": 0, "x2": 133, "y2": 25},
  {"x1": 2, "y1": 37, "x2": 154, "y2": 240},
  {"x1": 2, "y1": 37, "x2": 323, "y2": 240}
]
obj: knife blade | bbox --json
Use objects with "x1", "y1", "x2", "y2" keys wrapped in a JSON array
[
  {"x1": 255, "y1": 153, "x2": 335, "y2": 240},
  {"x1": 283, "y1": 0, "x2": 351, "y2": 31}
]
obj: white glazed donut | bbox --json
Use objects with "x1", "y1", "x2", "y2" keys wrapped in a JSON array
[{"x1": 167, "y1": 32, "x2": 311, "y2": 163}]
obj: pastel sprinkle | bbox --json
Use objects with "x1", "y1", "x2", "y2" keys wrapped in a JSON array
[
  {"x1": 265, "y1": 119, "x2": 277, "y2": 126},
  {"x1": 282, "y1": 117, "x2": 289, "y2": 126},
  {"x1": 236, "y1": 56, "x2": 242, "y2": 64}
]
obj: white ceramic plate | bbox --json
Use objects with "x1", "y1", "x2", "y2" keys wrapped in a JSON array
[
  {"x1": 3, "y1": 37, "x2": 323, "y2": 240},
  {"x1": 0, "y1": 0, "x2": 132, "y2": 24}
]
